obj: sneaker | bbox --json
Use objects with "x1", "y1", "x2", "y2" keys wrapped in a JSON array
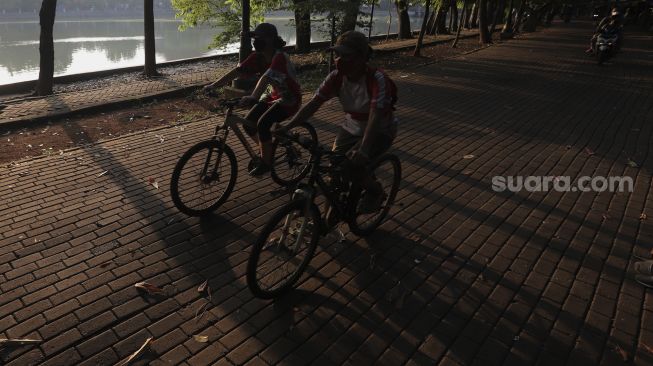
[
  {"x1": 358, "y1": 183, "x2": 386, "y2": 214},
  {"x1": 249, "y1": 162, "x2": 271, "y2": 177}
]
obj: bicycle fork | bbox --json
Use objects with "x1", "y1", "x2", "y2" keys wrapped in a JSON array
[{"x1": 278, "y1": 186, "x2": 315, "y2": 253}]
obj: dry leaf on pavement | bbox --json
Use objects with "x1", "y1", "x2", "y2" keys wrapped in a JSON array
[
  {"x1": 135, "y1": 282, "x2": 164, "y2": 295},
  {"x1": 0, "y1": 338, "x2": 42, "y2": 347},
  {"x1": 198, "y1": 280, "x2": 208, "y2": 293},
  {"x1": 193, "y1": 335, "x2": 209, "y2": 343},
  {"x1": 115, "y1": 337, "x2": 153, "y2": 366}
]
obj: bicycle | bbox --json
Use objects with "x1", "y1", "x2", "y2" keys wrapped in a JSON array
[
  {"x1": 170, "y1": 90, "x2": 317, "y2": 216},
  {"x1": 246, "y1": 132, "x2": 401, "y2": 299}
]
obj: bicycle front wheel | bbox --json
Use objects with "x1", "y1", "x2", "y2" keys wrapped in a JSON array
[
  {"x1": 348, "y1": 154, "x2": 401, "y2": 236},
  {"x1": 170, "y1": 140, "x2": 237, "y2": 216},
  {"x1": 270, "y1": 123, "x2": 318, "y2": 186},
  {"x1": 247, "y1": 200, "x2": 320, "y2": 299}
]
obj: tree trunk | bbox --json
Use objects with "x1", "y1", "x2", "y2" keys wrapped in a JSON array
[
  {"x1": 143, "y1": 0, "x2": 158, "y2": 77},
  {"x1": 452, "y1": 0, "x2": 470, "y2": 47},
  {"x1": 451, "y1": 2, "x2": 459, "y2": 32},
  {"x1": 470, "y1": 0, "x2": 480, "y2": 28},
  {"x1": 342, "y1": 0, "x2": 362, "y2": 32},
  {"x1": 502, "y1": 0, "x2": 515, "y2": 32},
  {"x1": 395, "y1": 0, "x2": 412, "y2": 39},
  {"x1": 36, "y1": 0, "x2": 57, "y2": 96},
  {"x1": 368, "y1": 2, "x2": 376, "y2": 38},
  {"x1": 239, "y1": 0, "x2": 252, "y2": 62},
  {"x1": 426, "y1": 8, "x2": 436, "y2": 32},
  {"x1": 513, "y1": 0, "x2": 525, "y2": 33},
  {"x1": 478, "y1": 0, "x2": 492, "y2": 43},
  {"x1": 439, "y1": 8, "x2": 450, "y2": 33},
  {"x1": 428, "y1": 5, "x2": 442, "y2": 34},
  {"x1": 414, "y1": 0, "x2": 432, "y2": 56},
  {"x1": 464, "y1": 1, "x2": 472, "y2": 28},
  {"x1": 490, "y1": 0, "x2": 505, "y2": 32},
  {"x1": 294, "y1": 0, "x2": 311, "y2": 53}
]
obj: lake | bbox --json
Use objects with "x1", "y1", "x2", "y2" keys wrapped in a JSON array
[{"x1": 0, "y1": 14, "x2": 423, "y2": 86}]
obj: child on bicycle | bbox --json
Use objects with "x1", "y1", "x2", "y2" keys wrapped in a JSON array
[
  {"x1": 281, "y1": 31, "x2": 398, "y2": 213},
  {"x1": 204, "y1": 23, "x2": 301, "y2": 176}
]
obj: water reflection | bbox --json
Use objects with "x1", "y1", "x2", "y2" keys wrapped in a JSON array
[{"x1": 0, "y1": 16, "x2": 421, "y2": 85}]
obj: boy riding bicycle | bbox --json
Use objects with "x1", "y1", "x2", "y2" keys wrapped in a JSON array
[
  {"x1": 204, "y1": 23, "x2": 301, "y2": 176},
  {"x1": 281, "y1": 31, "x2": 398, "y2": 213}
]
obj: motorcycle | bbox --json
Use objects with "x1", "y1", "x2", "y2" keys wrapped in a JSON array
[{"x1": 595, "y1": 28, "x2": 619, "y2": 65}]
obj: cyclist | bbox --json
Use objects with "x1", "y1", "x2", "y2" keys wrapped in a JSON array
[
  {"x1": 204, "y1": 23, "x2": 301, "y2": 176},
  {"x1": 281, "y1": 30, "x2": 398, "y2": 214}
]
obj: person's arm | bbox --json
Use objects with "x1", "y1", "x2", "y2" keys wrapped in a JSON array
[
  {"x1": 358, "y1": 109, "x2": 384, "y2": 157},
  {"x1": 283, "y1": 97, "x2": 325, "y2": 130},
  {"x1": 249, "y1": 74, "x2": 272, "y2": 100},
  {"x1": 205, "y1": 66, "x2": 240, "y2": 90}
]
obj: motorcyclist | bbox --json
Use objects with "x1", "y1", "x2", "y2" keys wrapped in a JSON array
[{"x1": 586, "y1": 8, "x2": 623, "y2": 53}]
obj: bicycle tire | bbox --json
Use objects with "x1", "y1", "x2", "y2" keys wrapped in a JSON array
[
  {"x1": 170, "y1": 140, "x2": 237, "y2": 216},
  {"x1": 348, "y1": 154, "x2": 402, "y2": 237},
  {"x1": 270, "y1": 123, "x2": 318, "y2": 187},
  {"x1": 247, "y1": 199, "x2": 321, "y2": 299}
]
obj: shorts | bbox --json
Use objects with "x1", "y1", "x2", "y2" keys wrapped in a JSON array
[
  {"x1": 332, "y1": 128, "x2": 394, "y2": 158},
  {"x1": 244, "y1": 101, "x2": 289, "y2": 142}
]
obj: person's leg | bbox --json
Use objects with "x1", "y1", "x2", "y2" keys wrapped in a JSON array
[
  {"x1": 249, "y1": 103, "x2": 289, "y2": 176},
  {"x1": 257, "y1": 103, "x2": 289, "y2": 166},
  {"x1": 244, "y1": 102, "x2": 269, "y2": 145},
  {"x1": 323, "y1": 129, "x2": 359, "y2": 228}
]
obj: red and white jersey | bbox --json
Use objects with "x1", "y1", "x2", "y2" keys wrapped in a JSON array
[
  {"x1": 263, "y1": 51, "x2": 301, "y2": 115},
  {"x1": 238, "y1": 51, "x2": 301, "y2": 115},
  {"x1": 315, "y1": 67, "x2": 397, "y2": 136}
]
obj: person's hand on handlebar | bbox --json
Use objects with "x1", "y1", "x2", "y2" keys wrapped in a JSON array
[{"x1": 239, "y1": 95, "x2": 258, "y2": 107}]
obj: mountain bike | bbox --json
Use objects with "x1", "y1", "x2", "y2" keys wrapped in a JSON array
[
  {"x1": 246, "y1": 132, "x2": 401, "y2": 299},
  {"x1": 170, "y1": 91, "x2": 317, "y2": 216}
]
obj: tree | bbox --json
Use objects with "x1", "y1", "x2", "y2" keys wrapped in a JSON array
[
  {"x1": 490, "y1": 0, "x2": 505, "y2": 32},
  {"x1": 36, "y1": 0, "x2": 57, "y2": 96},
  {"x1": 452, "y1": 0, "x2": 470, "y2": 47},
  {"x1": 143, "y1": 0, "x2": 159, "y2": 77},
  {"x1": 513, "y1": 0, "x2": 526, "y2": 33},
  {"x1": 395, "y1": 0, "x2": 412, "y2": 39},
  {"x1": 341, "y1": 0, "x2": 362, "y2": 32},
  {"x1": 414, "y1": 0, "x2": 432, "y2": 56},
  {"x1": 478, "y1": 0, "x2": 492, "y2": 43},
  {"x1": 172, "y1": 0, "x2": 279, "y2": 51},
  {"x1": 293, "y1": 0, "x2": 311, "y2": 52},
  {"x1": 240, "y1": 0, "x2": 252, "y2": 62},
  {"x1": 501, "y1": 0, "x2": 515, "y2": 34}
]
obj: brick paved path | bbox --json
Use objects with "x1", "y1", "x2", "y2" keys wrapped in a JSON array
[{"x1": 1, "y1": 21, "x2": 652, "y2": 365}]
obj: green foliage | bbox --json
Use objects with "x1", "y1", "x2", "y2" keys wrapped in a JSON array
[{"x1": 172, "y1": 0, "x2": 280, "y2": 49}]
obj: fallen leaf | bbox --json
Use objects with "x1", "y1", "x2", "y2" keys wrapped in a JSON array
[
  {"x1": 615, "y1": 345, "x2": 628, "y2": 362},
  {"x1": 602, "y1": 213, "x2": 610, "y2": 221},
  {"x1": 627, "y1": 159, "x2": 639, "y2": 168},
  {"x1": 0, "y1": 338, "x2": 42, "y2": 346},
  {"x1": 193, "y1": 335, "x2": 209, "y2": 343},
  {"x1": 585, "y1": 147, "x2": 595, "y2": 156},
  {"x1": 513, "y1": 336, "x2": 520, "y2": 341},
  {"x1": 640, "y1": 213, "x2": 647, "y2": 220},
  {"x1": 414, "y1": 258, "x2": 422, "y2": 264},
  {"x1": 198, "y1": 280, "x2": 208, "y2": 293},
  {"x1": 98, "y1": 170, "x2": 109, "y2": 177},
  {"x1": 643, "y1": 343, "x2": 653, "y2": 354},
  {"x1": 135, "y1": 282, "x2": 164, "y2": 295},
  {"x1": 115, "y1": 337, "x2": 153, "y2": 366},
  {"x1": 463, "y1": 154, "x2": 475, "y2": 159}
]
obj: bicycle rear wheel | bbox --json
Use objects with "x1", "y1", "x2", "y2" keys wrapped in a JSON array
[
  {"x1": 270, "y1": 123, "x2": 317, "y2": 186},
  {"x1": 348, "y1": 154, "x2": 401, "y2": 236},
  {"x1": 170, "y1": 140, "x2": 237, "y2": 216},
  {"x1": 247, "y1": 200, "x2": 320, "y2": 299}
]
